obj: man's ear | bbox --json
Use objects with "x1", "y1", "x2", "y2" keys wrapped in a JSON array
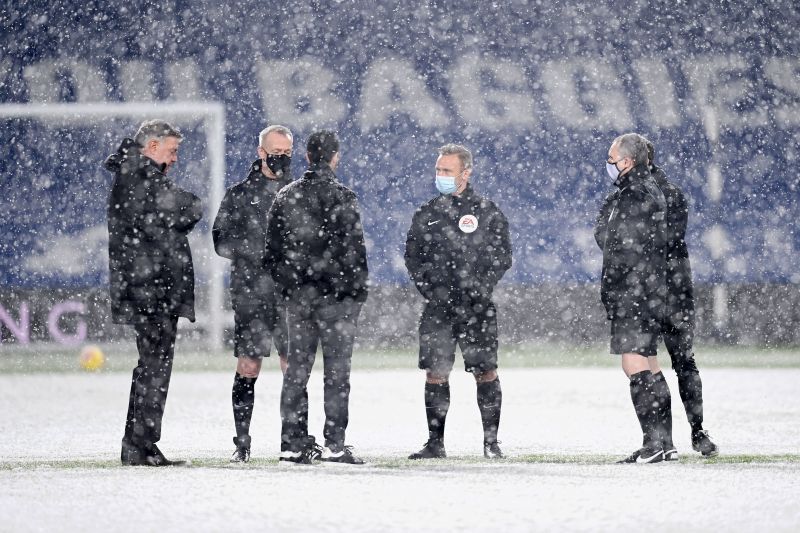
[
  {"x1": 257, "y1": 145, "x2": 267, "y2": 159},
  {"x1": 146, "y1": 138, "x2": 160, "y2": 153},
  {"x1": 305, "y1": 152, "x2": 311, "y2": 164},
  {"x1": 330, "y1": 152, "x2": 341, "y2": 169}
]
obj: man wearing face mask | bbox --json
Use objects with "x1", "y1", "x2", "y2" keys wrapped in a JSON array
[
  {"x1": 404, "y1": 144, "x2": 512, "y2": 460},
  {"x1": 212, "y1": 125, "x2": 294, "y2": 462},
  {"x1": 594, "y1": 133, "x2": 672, "y2": 464},
  {"x1": 266, "y1": 130, "x2": 369, "y2": 465}
]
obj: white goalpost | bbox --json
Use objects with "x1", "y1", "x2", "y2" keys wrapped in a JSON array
[{"x1": 0, "y1": 101, "x2": 228, "y2": 350}]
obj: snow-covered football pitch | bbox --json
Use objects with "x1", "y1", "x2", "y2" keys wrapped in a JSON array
[{"x1": 1, "y1": 344, "x2": 799, "y2": 532}]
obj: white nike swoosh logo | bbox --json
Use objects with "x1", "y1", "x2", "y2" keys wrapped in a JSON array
[
  {"x1": 427, "y1": 220, "x2": 440, "y2": 226},
  {"x1": 251, "y1": 200, "x2": 260, "y2": 205},
  {"x1": 636, "y1": 450, "x2": 663, "y2": 463}
]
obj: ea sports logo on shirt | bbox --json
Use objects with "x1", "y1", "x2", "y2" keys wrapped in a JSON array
[{"x1": 459, "y1": 215, "x2": 478, "y2": 233}]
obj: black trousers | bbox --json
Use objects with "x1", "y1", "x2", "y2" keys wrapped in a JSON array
[
  {"x1": 280, "y1": 294, "x2": 361, "y2": 452},
  {"x1": 661, "y1": 318, "x2": 704, "y2": 430},
  {"x1": 123, "y1": 315, "x2": 178, "y2": 448}
]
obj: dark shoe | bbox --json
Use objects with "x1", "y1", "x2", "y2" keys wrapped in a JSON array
[
  {"x1": 122, "y1": 442, "x2": 185, "y2": 466},
  {"x1": 143, "y1": 444, "x2": 186, "y2": 466},
  {"x1": 231, "y1": 447, "x2": 250, "y2": 463},
  {"x1": 692, "y1": 430, "x2": 719, "y2": 457},
  {"x1": 231, "y1": 436, "x2": 251, "y2": 463},
  {"x1": 663, "y1": 447, "x2": 679, "y2": 461},
  {"x1": 483, "y1": 441, "x2": 504, "y2": 459},
  {"x1": 617, "y1": 445, "x2": 665, "y2": 464},
  {"x1": 121, "y1": 440, "x2": 145, "y2": 465},
  {"x1": 279, "y1": 437, "x2": 322, "y2": 465},
  {"x1": 320, "y1": 445, "x2": 365, "y2": 465},
  {"x1": 662, "y1": 436, "x2": 678, "y2": 461},
  {"x1": 408, "y1": 439, "x2": 446, "y2": 460}
]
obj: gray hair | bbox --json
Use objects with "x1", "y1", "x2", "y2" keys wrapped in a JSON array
[
  {"x1": 134, "y1": 119, "x2": 183, "y2": 146},
  {"x1": 612, "y1": 133, "x2": 648, "y2": 166},
  {"x1": 438, "y1": 143, "x2": 473, "y2": 170},
  {"x1": 258, "y1": 125, "x2": 293, "y2": 146}
]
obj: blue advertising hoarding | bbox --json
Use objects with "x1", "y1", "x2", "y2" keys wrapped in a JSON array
[{"x1": 1, "y1": 0, "x2": 798, "y2": 294}]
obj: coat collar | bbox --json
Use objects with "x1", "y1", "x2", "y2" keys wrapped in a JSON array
[
  {"x1": 302, "y1": 164, "x2": 337, "y2": 182},
  {"x1": 614, "y1": 164, "x2": 650, "y2": 190}
]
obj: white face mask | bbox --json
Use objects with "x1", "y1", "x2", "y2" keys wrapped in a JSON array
[
  {"x1": 606, "y1": 161, "x2": 621, "y2": 180},
  {"x1": 606, "y1": 156, "x2": 629, "y2": 180}
]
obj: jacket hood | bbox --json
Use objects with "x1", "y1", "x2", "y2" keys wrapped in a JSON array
[{"x1": 104, "y1": 138, "x2": 140, "y2": 173}]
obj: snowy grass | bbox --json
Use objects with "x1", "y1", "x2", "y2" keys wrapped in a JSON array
[
  {"x1": 2, "y1": 350, "x2": 800, "y2": 531},
  {"x1": 4, "y1": 453, "x2": 800, "y2": 472}
]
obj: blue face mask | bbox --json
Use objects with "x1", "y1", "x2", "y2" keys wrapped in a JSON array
[{"x1": 435, "y1": 175, "x2": 457, "y2": 195}]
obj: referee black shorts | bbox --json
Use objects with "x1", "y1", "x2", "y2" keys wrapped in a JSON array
[
  {"x1": 232, "y1": 301, "x2": 288, "y2": 359},
  {"x1": 418, "y1": 302, "x2": 499, "y2": 374},
  {"x1": 609, "y1": 314, "x2": 659, "y2": 357}
]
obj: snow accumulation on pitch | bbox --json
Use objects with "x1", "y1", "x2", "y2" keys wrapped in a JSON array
[{"x1": 2, "y1": 368, "x2": 800, "y2": 531}]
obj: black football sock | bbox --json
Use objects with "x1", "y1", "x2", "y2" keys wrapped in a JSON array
[
  {"x1": 232, "y1": 373, "x2": 257, "y2": 449},
  {"x1": 476, "y1": 378, "x2": 502, "y2": 444},
  {"x1": 425, "y1": 382, "x2": 450, "y2": 443},
  {"x1": 652, "y1": 372, "x2": 674, "y2": 448},
  {"x1": 629, "y1": 370, "x2": 659, "y2": 448},
  {"x1": 676, "y1": 358, "x2": 705, "y2": 433}
]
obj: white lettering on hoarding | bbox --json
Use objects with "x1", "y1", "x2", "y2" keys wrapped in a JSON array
[
  {"x1": 764, "y1": 57, "x2": 800, "y2": 127},
  {"x1": 683, "y1": 54, "x2": 768, "y2": 133},
  {"x1": 257, "y1": 56, "x2": 347, "y2": 130},
  {"x1": 634, "y1": 58, "x2": 681, "y2": 129},
  {"x1": 540, "y1": 58, "x2": 633, "y2": 130},
  {"x1": 450, "y1": 54, "x2": 537, "y2": 130},
  {"x1": 23, "y1": 59, "x2": 108, "y2": 102},
  {"x1": 359, "y1": 58, "x2": 445, "y2": 132}
]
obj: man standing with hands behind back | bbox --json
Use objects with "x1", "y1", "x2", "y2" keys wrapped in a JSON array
[{"x1": 405, "y1": 143, "x2": 512, "y2": 460}]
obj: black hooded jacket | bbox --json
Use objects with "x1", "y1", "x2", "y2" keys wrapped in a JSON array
[
  {"x1": 405, "y1": 185, "x2": 512, "y2": 317},
  {"x1": 594, "y1": 164, "x2": 668, "y2": 323},
  {"x1": 265, "y1": 164, "x2": 368, "y2": 303},
  {"x1": 104, "y1": 138, "x2": 202, "y2": 324},
  {"x1": 595, "y1": 164, "x2": 694, "y2": 324},
  {"x1": 212, "y1": 159, "x2": 292, "y2": 308}
]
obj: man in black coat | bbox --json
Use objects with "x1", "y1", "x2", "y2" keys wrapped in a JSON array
[
  {"x1": 266, "y1": 130, "x2": 369, "y2": 465},
  {"x1": 105, "y1": 119, "x2": 202, "y2": 466},
  {"x1": 595, "y1": 132, "x2": 672, "y2": 464},
  {"x1": 404, "y1": 143, "x2": 512, "y2": 460},
  {"x1": 645, "y1": 139, "x2": 718, "y2": 457},
  {"x1": 213, "y1": 125, "x2": 294, "y2": 463}
]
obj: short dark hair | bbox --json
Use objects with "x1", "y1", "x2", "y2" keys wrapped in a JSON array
[{"x1": 306, "y1": 130, "x2": 339, "y2": 164}]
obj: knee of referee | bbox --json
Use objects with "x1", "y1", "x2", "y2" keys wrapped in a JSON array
[
  {"x1": 425, "y1": 370, "x2": 450, "y2": 384},
  {"x1": 236, "y1": 356, "x2": 263, "y2": 378},
  {"x1": 473, "y1": 369, "x2": 498, "y2": 383}
]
